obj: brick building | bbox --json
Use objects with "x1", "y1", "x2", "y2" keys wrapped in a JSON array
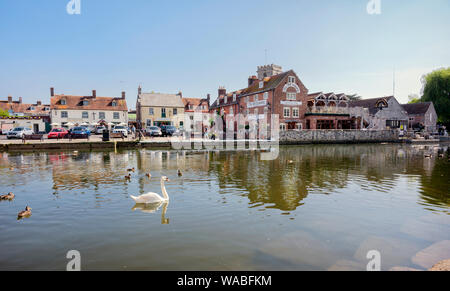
[{"x1": 401, "y1": 102, "x2": 437, "y2": 132}]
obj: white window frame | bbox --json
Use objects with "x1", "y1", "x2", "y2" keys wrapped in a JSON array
[
  {"x1": 233, "y1": 94, "x2": 236, "y2": 102},
  {"x1": 254, "y1": 94, "x2": 258, "y2": 102},
  {"x1": 295, "y1": 123, "x2": 302, "y2": 131},
  {"x1": 283, "y1": 108, "x2": 290, "y2": 118},
  {"x1": 292, "y1": 107, "x2": 299, "y2": 118},
  {"x1": 280, "y1": 123, "x2": 286, "y2": 131},
  {"x1": 113, "y1": 112, "x2": 120, "y2": 119},
  {"x1": 82, "y1": 111, "x2": 89, "y2": 119},
  {"x1": 263, "y1": 92, "x2": 269, "y2": 100},
  {"x1": 99, "y1": 112, "x2": 106, "y2": 120},
  {"x1": 259, "y1": 81, "x2": 264, "y2": 89},
  {"x1": 288, "y1": 76, "x2": 295, "y2": 83},
  {"x1": 287, "y1": 92, "x2": 297, "y2": 101},
  {"x1": 61, "y1": 111, "x2": 68, "y2": 118}
]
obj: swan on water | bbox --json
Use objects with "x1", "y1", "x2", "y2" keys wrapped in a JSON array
[{"x1": 130, "y1": 176, "x2": 170, "y2": 204}]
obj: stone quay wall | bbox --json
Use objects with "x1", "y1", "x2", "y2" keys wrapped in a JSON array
[{"x1": 280, "y1": 130, "x2": 400, "y2": 145}]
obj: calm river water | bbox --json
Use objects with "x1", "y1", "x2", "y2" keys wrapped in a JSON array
[{"x1": 0, "y1": 144, "x2": 449, "y2": 270}]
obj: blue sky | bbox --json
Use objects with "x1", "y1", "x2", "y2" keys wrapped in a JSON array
[{"x1": 0, "y1": 0, "x2": 449, "y2": 107}]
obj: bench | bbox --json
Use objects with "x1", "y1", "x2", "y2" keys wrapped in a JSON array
[{"x1": 22, "y1": 134, "x2": 44, "y2": 143}]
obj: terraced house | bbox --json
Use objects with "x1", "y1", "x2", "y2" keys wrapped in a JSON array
[
  {"x1": 136, "y1": 86, "x2": 185, "y2": 128},
  {"x1": 50, "y1": 88, "x2": 128, "y2": 128}
]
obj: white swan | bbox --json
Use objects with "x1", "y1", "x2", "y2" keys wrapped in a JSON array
[{"x1": 130, "y1": 176, "x2": 170, "y2": 204}]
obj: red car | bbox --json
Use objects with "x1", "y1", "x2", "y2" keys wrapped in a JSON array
[{"x1": 48, "y1": 128, "x2": 69, "y2": 139}]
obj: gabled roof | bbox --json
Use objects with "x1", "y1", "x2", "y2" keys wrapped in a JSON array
[
  {"x1": 0, "y1": 100, "x2": 50, "y2": 116},
  {"x1": 240, "y1": 70, "x2": 293, "y2": 96},
  {"x1": 51, "y1": 95, "x2": 128, "y2": 111},
  {"x1": 349, "y1": 96, "x2": 394, "y2": 115},
  {"x1": 401, "y1": 102, "x2": 433, "y2": 115},
  {"x1": 137, "y1": 93, "x2": 184, "y2": 108}
]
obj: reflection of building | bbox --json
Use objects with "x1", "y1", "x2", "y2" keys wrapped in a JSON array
[
  {"x1": 136, "y1": 86, "x2": 185, "y2": 128},
  {"x1": 349, "y1": 96, "x2": 409, "y2": 130},
  {"x1": 50, "y1": 88, "x2": 128, "y2": 127},
  {"x1": 401, "y1": 102, "x2": 437, "y2": 132}
]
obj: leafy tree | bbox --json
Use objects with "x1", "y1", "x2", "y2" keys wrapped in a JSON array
[
  {"x1": 0, "y1": 109, "x2": 9, "y2": 117},
  {"x1": 421, "y1": 67, "x2": 450, "y2": 126},
  {"x1": 408, "y1": 94, "x2": 420, "y2": 104}
]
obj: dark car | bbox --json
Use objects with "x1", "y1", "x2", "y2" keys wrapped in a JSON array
[
  {"x1": 160, "y1": 125, "x2": 179, "y2": 137},
  {"x1": 69, "y1": 127, "x2": 91, "y2": 138}
]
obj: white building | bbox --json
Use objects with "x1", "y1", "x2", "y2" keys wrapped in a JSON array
[{"x1": 50, "y1": 88, "x2": 128, "y2": 128}]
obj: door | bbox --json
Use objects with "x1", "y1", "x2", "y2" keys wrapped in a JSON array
[{"x1": 33, "y1": 124, "x2": 39, "y2": 134}]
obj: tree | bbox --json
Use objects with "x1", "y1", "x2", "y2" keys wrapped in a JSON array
[
  {"x1": 0, "y1": 109, "x2": 9, "y2": 117},
  {"x1": 420, "y1": 67, "x2": 450, "y2": 126},
  {"x1": 408, "y1": 94, "x2": 420, "y2": 104}
]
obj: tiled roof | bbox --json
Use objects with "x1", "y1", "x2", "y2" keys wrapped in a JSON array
[
  {"x1": 51, "y1": 95, "x2": 128, "y2": 111},
  {"x1": 0, "y1": 100, "x2": 50, "y2": 116},
  {"x1": 240, "y1": 70, "x2": 293, "y2": 96},
  {"x1": 138, "y1": 93, "x2": 184, "y2": 108},
  {"x1": 349, "y1": 96, "x2": 394, "y2": 115},
  {"x1": 401, "y1": 102, "x2": 433, "y2": 115}
]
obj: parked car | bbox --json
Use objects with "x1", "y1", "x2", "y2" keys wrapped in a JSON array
[
  {"x1": 145, "y1": 126, "x2": 162, "y2": 137},
  {"x1": 48, "y1": 128, "x2": 69, "y2": 139},
  {"x1": 95, "y1": 126, "x2": 106, "y2": 135},
  {"x1": 79, "y1": 125, "x2": 92, "y2": 135},
  {"x1": 112, "y1": 126, "x2": 128, "y2": 137},
  {"x1": 6, "y1": 127, "x2": 34, "y2": 139},
  {"x1": 69, "y1": 127, "x2": 91, "y2": 138},
  {"x1": 160, "y1": 125, "x2": 179, "y2": 137}
]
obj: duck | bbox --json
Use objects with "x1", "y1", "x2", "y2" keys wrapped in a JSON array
[
  {"x1": 288, "y1": 160, "x2": 294, "y2": 164},
  {"x1": 17, "y1": 206, "x2": 32, "y2": 219},
  {"x1": 130, "y1": 176, "x2": 170, "y2": 204},
  {"x1": 0, "y1": 192, "x2": 15, "y2": 200},
  {"x1": 127, "y1": 168, "x2": 135, "y2": 172},
  {"x1": 424, "y1": 154, "x2": 432, "y2": 158},
  {"x1": 146, "y1": 173, "x2": 152, "y2": 179},
  {"x1": 177, "y1": 169, "x2": 183, "y2": 177},
  {"x1": 125, "y1": 173, "x2": 132, "y2": 181},
  {"x1": 438, "y1": 153, "x2": 444, "y2": 158}
]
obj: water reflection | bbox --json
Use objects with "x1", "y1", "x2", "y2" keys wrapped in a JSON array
[
  {"x1": 132, "y1": 202, "x2": 170, "y2": 225},
  {"x1": 0, "y1": 144, "x2": 449, "y2": 214}
]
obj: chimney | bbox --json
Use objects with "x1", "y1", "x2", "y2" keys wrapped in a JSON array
[
  {"x1": 218, "y1": 87, "x2": 226, "y2": 97},
  {"x1": 50, "y1": 87, "x2": 54, "y2": 97},
  {"x1": 138, "y1": 85, "x2": 142, "y2": 95},
  {"x1": 207, "y1": 94, "x2": 211, "y2": 105},
  {"x1": 177, "y1": 91, "x2": 183, "y2": 98},
  {"x1": 8, "y1": 96, "x2": 12, "y2": 103},
  {"x1": 37, "y1": 101, "x2": 42, "y2": 106},
  {"x1": 248, "y1": 75, "x2": 258, "y2": 87},
  {"x1": 19, "y1": 97, "x2": 23, "y2": 104},
  {"x1": 121, "y1": 91, "x2": 126, "y2": 99},
  {"x1": 92, "y1": 90, "x2": 96, "y2": 98}
]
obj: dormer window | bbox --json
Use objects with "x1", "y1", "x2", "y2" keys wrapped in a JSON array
[
  {"x1": 44, "y1": 107, "x2": 50, "y2": 111},
  {"x1": 83, "y1": 100, "x2": 89, "y2": 106},
  {"x1": 61, "y1": 99, "x2": 66, "y2": 105},
  {"x1": 288, "y1": 76, "x2": 296, "y2": 83},
  {"x1": 259, "y1": 81, "x2": 264, "y2": 89},
  {"x1": 233, "y1": 93, "x2": 236, "y2": 102},
  {"x1": 112, "y1": 101, "x2": 117, "y2": 107},
  {"x1": 29, "y1": 106, "x2": 35, "y2": 111}
]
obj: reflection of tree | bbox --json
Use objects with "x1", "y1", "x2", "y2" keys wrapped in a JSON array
[
  {"x1": 419, "y1": 151, "x2": 450, "y2": 211},
  {"x1": 208, "y1": 145, "x2": 450, "y2": 212}
]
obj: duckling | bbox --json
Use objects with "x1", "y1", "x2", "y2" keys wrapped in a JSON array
[
  {"x1": 0, "y1": 192, "x2": 15, "y2": 200},
  {"x1": 17, "y1": 206, "x2": 32, "y2": 219},
  {"x1": 125, "y1": 174, "x2": 132, "y2": 181},
  {"x1": 146, "y1": 173, "x2": 152, "y2": 179},
  {"x1": 177, "y1": 169, "x2": 183, "y2": 177},
  {"x1": 127, "y1": 168, "x2": 135, "y2": 172}
]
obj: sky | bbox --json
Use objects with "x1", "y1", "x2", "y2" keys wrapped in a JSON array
[{"x1": 0, "y1": 0, "x2": 449, "y2": 108}]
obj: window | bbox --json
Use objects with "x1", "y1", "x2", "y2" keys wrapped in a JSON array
[
  {"x1": 146, "y1": 120, "x2": 152, "y2": 127},
  {"x1": 148, "y1": 108, "x2": 154, "y2": 115},
  {"x1": 44, "y1": 107, "x2": 50, "y2": 111},
  {"x1": 113, "y1": 112, "x2": 120, "y2": 119},
  {"x1": 61, "y1": 111, "x2": 68, "y2": 118},
  {"x1": 280, "y1": 123, "x2": 286, "y2": 131},
  {"x1": 29, "y1": 106, "x2": 35, "y2": 111},
  {"x1": 82, "y1": 111, "x2": 88, "y2": 119},
  {"x1": 233, "y1": 94, "x2": 236, "y2": 102},
  {"x1": 295, "y1": 123, "x2": 302, "y2": 130},
  {"x1": 230, "y1": 107, "x2": 233, "y2": 115},
  {"x1": 161, "y1": 108, "x2": 166, "y2": 118},
  {"x1": 245, "y1": 97, "x2": 249, "y2": 103},
  {"x1": 61, "y1": 99, "x2": 66, "y2": 105},
  {"x1": 288, "y1": 76, "x2": 295, "y2": 83},
  {"x1": 111, "y1": 101, "x2": 117, "y2": 107},
  {"x1": 254, "y1": 94, "x2": 259, "y2": 101},
  {"x1": 283, "y1": 108, "x2": 290, "y2": 118},
  {"x1": 173, "y1": 108, "x2": 177, "y2": 115},
  {"x1": 287, "y1": 92, "x2": 297, "y2": 100},
  {"x1": 83, "y1": 100, "x2": 89, "y2": 106},
  {"x1": 225, "y1": 96, "x2": 228, "y2": 103},
  {"x1": 259, "y1": 81, "x2": 264, "y2": 89},
  {"x1": 292, "y1": 108, "x2": 299, "y2": 118},
  {"x1": 99, "y1": 112, "x2": 105, "y2": 119},
  {"x1": 263, "y1": 92, "x2": 269, "y2": 100}
]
